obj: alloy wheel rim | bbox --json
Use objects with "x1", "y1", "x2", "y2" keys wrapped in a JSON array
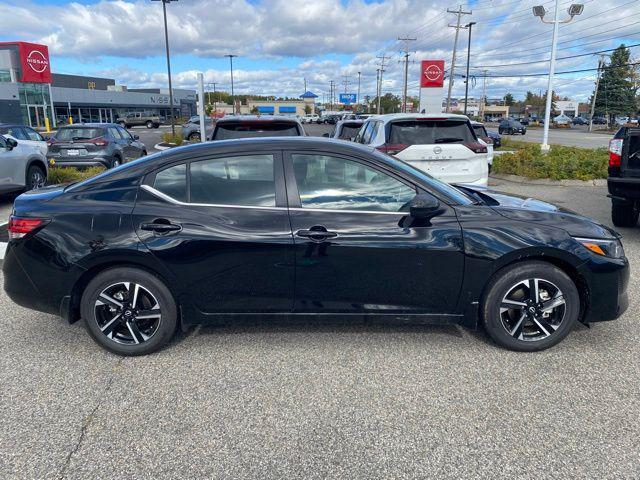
[
  {"x1": 30, "y1": 171, "x2": 44, "y2": 189},
  {"x1": 499, "y1": 278, "x2": 566, "y2": 342},
  {"x1": 94, "y1": 282, "x2": 162, "y2": 345}
]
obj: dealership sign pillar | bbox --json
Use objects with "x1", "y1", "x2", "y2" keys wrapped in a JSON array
[{"x1": 418, "y1": 60, "x2": 445, "y2": 114}]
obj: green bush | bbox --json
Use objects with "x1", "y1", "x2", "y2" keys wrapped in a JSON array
[
  {"x1": 162, "y1": 130, "x2": 184, "y2": 145},
  {"x1": 492, "y1": 143, "x2": 608, "y2": 181},
  {"x1": 47, "y1": 166, "x2": 106, "y2": 185}
]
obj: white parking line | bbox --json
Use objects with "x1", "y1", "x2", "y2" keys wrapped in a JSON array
[{"x1": 0, "y1": 242, "x2": 6, "y2": 261}]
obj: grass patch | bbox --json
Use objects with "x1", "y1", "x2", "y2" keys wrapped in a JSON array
[
  {"x1": 493, "y1": 142, "x2": 608, "y2": 181},
  {"x1": 47, "y1": 166, "x2": 106, "y2": 185},
  {"x1": 162, "y1": 129, "x2": 184, "y2": 146}
]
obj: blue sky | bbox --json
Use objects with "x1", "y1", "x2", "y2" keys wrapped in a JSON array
[{"x1": 1, "y1": 0, "x2": 639, "y2": 101}]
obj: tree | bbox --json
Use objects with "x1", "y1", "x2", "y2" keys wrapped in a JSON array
[
  {"x1": 303, "y1": 104, "x2": 312, "y2": 115},
  {"x1": 250, "y1": 106, "x2": 259, "y2": 115},
  {"x1": 503, "y1": 92, "x2": 514, "y2": 106},
  {"x1": 592, "y1": 44, "x2": 637, "y2": 118},
  {"x1": 371, "y1": 93, "x2": 401, "y2": 113}
]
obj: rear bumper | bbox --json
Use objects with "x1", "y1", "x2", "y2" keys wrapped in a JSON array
[
  {"x1": 608, "y1": 177, "x2": 640, "y2": 201},
  {"x1": 48, "y1": 156, "x2": 112, "y2": 168},
  {"x1": 578, "y1": 255, "x2": 629, "y2": 323}
]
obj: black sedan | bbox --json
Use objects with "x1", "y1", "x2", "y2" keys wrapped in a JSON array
[
  {"x1": 3, "y1": 138, "x2": 629, "y2": 355},
  {"x1": 498, "y1": 119, "x2": 526, "y2": 135}
]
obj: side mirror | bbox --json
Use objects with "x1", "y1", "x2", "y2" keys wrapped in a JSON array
[
  {"x1": 322, "y1": 133, "x2": 330, "y2": 137},
  {"x1": 409, "y1": 194, "x2": 442, "y2": 219},
  {"x1": 5, "y1": 137, "x2": 18, "y2": 150},
  {"x1": 133, "y1": 134, "x2": 140, "y2": 140}
]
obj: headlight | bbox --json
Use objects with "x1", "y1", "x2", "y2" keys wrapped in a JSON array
[{"x1": 575, "y1": 237, "x2": 625, "y2": 258}]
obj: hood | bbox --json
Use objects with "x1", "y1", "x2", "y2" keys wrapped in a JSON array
[{"x1": 455, "y1": 184, "x2": 619, "y2": 239}]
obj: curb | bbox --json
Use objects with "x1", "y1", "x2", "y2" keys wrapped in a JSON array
[{"x1": 490, "y1": 173, "x2": 606, "y2": 187}]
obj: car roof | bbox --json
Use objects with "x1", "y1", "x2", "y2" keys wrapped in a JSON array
[
  {"x1": 470, "y1": 121, "x2": 485, "y2": 126},
  {"x1": 0, "y1": 123, "x2": 30, "y2": 128},
  {"x1": 368, "y1": 113, "x2": 471, "y2": 123},
  {"x1": 217, "y1": 115, "x2": 300, "y2": 123},
  {"x1": 59, "y1": 123, "x2": 113, "y2": 128},
  {"x1": 337, "y1": 119, "x2": 364, "y2": 126}
]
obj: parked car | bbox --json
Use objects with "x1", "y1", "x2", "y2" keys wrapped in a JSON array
[
  {"x1": 3, "y1": 137, "x2": 629, "y2": 355},
  {"x1": 0, "y1": 134, "x2": 47, "y2": 193},
  {"x1": 0, "y1": 124, "x2": 48, "y2": 155},
  {"x1": 487, "y1": 130, "x2": 502, "y2": 148},
  {"x1": 592, "y1": 116, "x2": 607, "y2": 125},
  {"x1": 498, "y1": 118, "x2": 526, "y2": 135},
  {"x1": 116, "y1": 112, "x2": 161, "y2": 129},
  {"x1": 322, "y1": 115, "x2": 340, "y2": 125},
  {"x1": 572, "y1": 116, "x2": 588, "y2": 125},
  {"x1": 355, "y1": 113, "x2": 488, "y2": 186},
  {"x1": 470, "y1": 121, "x2": 494, "y2": 172},
  {"x1": 210, "y1": 115, "x2": 305, "y2": 140},
  {"x1": 608, "y1": 126, "x2": 640, "y2": 227},
  {"x1": 301, "y1": 114, "x2": 320, "y2": 124},
  {"x1": 554, "y1": 114, "x2": 572, "y2": 126},
  {"x1": 47, "y1": 124, "x2": 147, "y2": 169},
  {"x1": 515, "y1": 117, "x2": 530, "y2": 126},
  {"x1": 327, "y1": 119, "x2": 364, "y2": 140},
  {"x1": 182, "y1": 116, "x2": 214, "y2": 142}
]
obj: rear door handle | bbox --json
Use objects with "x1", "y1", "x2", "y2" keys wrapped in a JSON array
[
  {"x1": 140, "y1": 221, "x2": 182, "y2": 234},
  {"x1": 296, "y1": 229, "x2": 338, "y2": 242}
]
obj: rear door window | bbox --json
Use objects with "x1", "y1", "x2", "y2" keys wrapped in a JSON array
[
  {"x1": 154, "y1": 164, "x2": 188, "y2": 202},
  {"x1": 213, "y1": 122, "x2": 300, "y2": 140},
  {"x1": 388, "y1": 120, "x2": 475, "y2": 145}
]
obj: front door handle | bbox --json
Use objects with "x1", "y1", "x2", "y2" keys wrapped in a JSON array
[
  {"x1": 140, "y1": 221, "x2": 182, "y2": 234},
  {"x1": 296, "y1": 227, "x2": 338, "y2": 242}
]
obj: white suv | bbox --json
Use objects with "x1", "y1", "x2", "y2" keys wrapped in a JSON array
[
  {"x1": 354, "y1": 113, "x2": 488, "y2": 186},
  {"x1": 0, "y1": 135, "x2": 48, "y2": 193}
]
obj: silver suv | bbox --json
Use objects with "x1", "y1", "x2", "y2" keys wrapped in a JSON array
[{"x1": 0, "y1": 135, "x2": 48, "y2": 193}]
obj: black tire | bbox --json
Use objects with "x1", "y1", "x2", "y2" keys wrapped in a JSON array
[
  {"x1": 81, "y1": 267, "x2": 178, "y2": 356},
  {"x1": 141, "y1": 150, "x2": 148, "y2": 158},
  {"x1": 153, "y1": 123, "x2": 160, "y2": 129},
  {"x1": 611, "y1": 202, "x2": 639, "y2": 227},
  {"x1": 481, "y1": 261, "x2": 580, "y2": 352},
  {"x1": 110, "y1": 156, "x2": 122, "y2": 169},
  {"x1": 146, "y1": 120, "x2": 153, "y2": 128},
  {"x1": 188, "y1": 132, "x2": 201, "y2": 142},
  {"x1": 26, "y1": 164, "x2": 46, "y2": 191}
]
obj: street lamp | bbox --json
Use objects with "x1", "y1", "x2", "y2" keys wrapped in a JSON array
[
  {"x1": 463, "y1": 21, "x2": 476, "y2": 116},
  {"x1": 225, "y1": 54, "x2": 238, "y2": 114},
  {"x1": 533, "y1": 1, "x2": 583, "y2": 151},
  {"x1": 152, "y1": 0, "x2": 178, "y2": 136}
]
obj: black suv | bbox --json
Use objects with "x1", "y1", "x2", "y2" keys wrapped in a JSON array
[
  {"x1": 210, "y1": 115, "x2": 305, "y2": 140},
  {"x1": 608, "y1": 126, "x2": 640, "y2": 226},
  {"x1": 498, "y1": 118, "x2": 526, "y2": 135}
]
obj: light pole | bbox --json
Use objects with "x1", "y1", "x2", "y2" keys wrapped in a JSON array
[
  {"x1": 357, "y1": 71, "x2": 361, "y2": 109},
  {"x1": 152, "y1": 0, "x2": 178, "y2": 136},
  {"x1": 463, "y1": 22, "x2": 476, "y2": 116},
  {"x1": 533, "y1": 2, "x2": 583, "y2": 151},
  {"x1": 225, "y1": 54, "x2": 238, "y2": 114}
]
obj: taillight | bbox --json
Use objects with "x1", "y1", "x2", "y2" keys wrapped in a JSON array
[
  {"x1": 609, "y1": 138, "x2": 623, "y2": 167},
  {"x1": 376, "y1": 143, "x2": 408, "y2": 156},
  {"x1": 463, "y1": 141, "x2": 488, "y2": 154},
  {"x1": 89, "y1": 137, "x2": 108, "y2": 147},
  {"x1": 8, "y1": 216, "x2": 49, "y2": 240}
]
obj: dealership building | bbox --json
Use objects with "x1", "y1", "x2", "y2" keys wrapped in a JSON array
[{"x1": 0, "y1": 41, "x2": 196, "y2": 128}]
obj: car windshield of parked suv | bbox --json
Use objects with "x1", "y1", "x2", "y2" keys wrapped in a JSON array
[
  {"x1": 55, "y1": 127, "x2": 106, "y2": 141},
  {"x1": 472, "y1": 125, "x2": 488, "y2": 138},
  {"x1": 213, "y1": 121, "x2": 300, "y2": 140},
  {"x1": 388, "y1": 120, "x2": 475, "y2": 145},
  {"x1": 338, "y1": 123, "x2": 362, "y2": 139}
]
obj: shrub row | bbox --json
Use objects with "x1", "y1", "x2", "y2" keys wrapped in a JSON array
[{"x1": 47, "y1": 166, "x2": 106, "y2": 185}]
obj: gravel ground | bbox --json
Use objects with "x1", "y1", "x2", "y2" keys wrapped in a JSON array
[{"x1": 0, "y1": 155, "x2": 639, "y2": 479}]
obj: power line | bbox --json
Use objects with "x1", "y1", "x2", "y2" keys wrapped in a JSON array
[{"x1": 481, "y1": 61, "x2": 640, "y2": 78}]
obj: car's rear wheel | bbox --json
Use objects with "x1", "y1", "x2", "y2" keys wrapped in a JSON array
[
  {"x1": 146, "y1": 120, "x2": 153, "y2": 128},
  {"x1": 611, "y1": 202, "x2": 639, "y2": 227},
  {"x1": 188, "y1": 132, "x2": 201, "y2": 142},
  {"x1": 482, "y1": 261, "x2": 579, "y2": 351},
  {"x1": 81, "y1": 267, "x2": 178, "y2": 356},
  {"x1": 110, "y1": 157, "x2": 122, "y2": 168},
  {"x1": 26, "y1": 164, "x2": 46, "y2": 190}
]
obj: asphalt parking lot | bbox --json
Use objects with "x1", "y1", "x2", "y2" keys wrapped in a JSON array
[{"x1": 1, "y1": 129, "x2": 639, "y2": 479}]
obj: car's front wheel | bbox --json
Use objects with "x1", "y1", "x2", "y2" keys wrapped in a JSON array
[
  {"x1": 188, "y1": 132, "x2": 201, "y2": 142},
  {"x1": 81, "y1": 267, "x2": 178, "y2": 355},
  {"x1": 482, "y1": 261, "x2": 579, "y2": 351},
  {"x1": 612, "y1": 202, "x2": 639, "y2": 227}
]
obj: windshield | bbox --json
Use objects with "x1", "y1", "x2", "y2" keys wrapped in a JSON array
[
  {"x1": 213, "y1": 122, "x2": 300, "y2": 140},
  {"x1": 370, "y1": 149, "x2": 475, "y2": 205},
  {"x1": 56, "y1": 127, "x2": 105, "y2": 141},
  {"x1": 388, "y1": 120, "x2": 475, "y2": 145}
]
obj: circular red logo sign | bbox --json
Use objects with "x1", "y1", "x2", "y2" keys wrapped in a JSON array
[
  {"x1": 26, "y1": 50, "x2": 48, "y2": 73},
  {"x1": 424, "y1": 64, "x2": 442, "y2": 81}
]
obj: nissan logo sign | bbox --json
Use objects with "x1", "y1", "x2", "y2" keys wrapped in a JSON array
[
  {"x1": 26, "y1": 50, "x2": 49, "y2": 73},
  {"x1": 424, "y1": 64, "x2": 443, "y2": 81}
]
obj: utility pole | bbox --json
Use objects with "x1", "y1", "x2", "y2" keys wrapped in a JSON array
[
  {"x1": 376, "y1": 54, "x2": 390, "y2": 114},
  {"x1": 357, "y1": 71, "x2": 361, "y2": 107},
  {"x1": 152, "y1": 0, "x2": 179, "y2": 136},
  {"x1": 463, "y1": 22, "x2": 476, "y2": 115},
  {"x1": 589, "y1": 54, "x2": 606, "y2": 132},
  {"x1": 304, "y1": 77, "x2": 307, "y2": 92},
  {"x1": 398, "y1": 36, "x2": 417, "y2": 113},
  {"x1": 446, "y1": 6, "x2": 472, "y2": 113},
  {"x1": 342, "y1": 75, "x2": 350, "y2": 94},
  {"x1": 480, "y1": 69, "x2": 488, "y2": 120},
  {"x1": 375, "y1": 69, "x2": 380, "y2": 114},
  {"x1": 329, "y1": 80, "x2": 335, "y2": 110},
  {"x1": 225, "y1": 54, "x2": 238, "y2": 114}
]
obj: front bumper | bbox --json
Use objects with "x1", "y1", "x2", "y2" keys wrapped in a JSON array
[{"x1": 578, "y1": 254, "x2": 629, "y2": 323}]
